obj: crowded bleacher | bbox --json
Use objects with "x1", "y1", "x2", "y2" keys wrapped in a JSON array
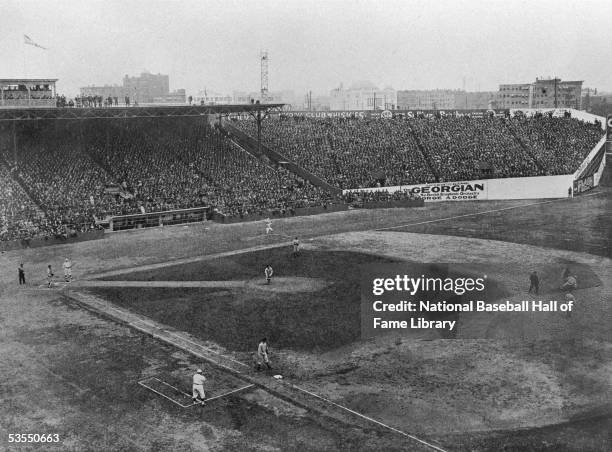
[
  {"x1": 0, "y1": 113, "x2": 604, "y2": 242},
  {"x1": 0, "y1": 117, "x2": 334, "y2": 241},
  {"x1": 233, "y1": 114, "x2": 602, "y2": 186}
]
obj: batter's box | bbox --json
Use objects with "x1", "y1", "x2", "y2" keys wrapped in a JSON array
[{"x1": 138, "y1": 376, "x2": 254, "y2": 408}]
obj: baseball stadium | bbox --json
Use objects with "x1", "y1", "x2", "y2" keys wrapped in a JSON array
[{"x1": 0, "y1": 103, "x2": 610, "y2": 452}]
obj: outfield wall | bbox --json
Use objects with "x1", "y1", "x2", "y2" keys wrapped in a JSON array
[{"x1": 342, "y1": 174, "x2": 574, "y2": 202}]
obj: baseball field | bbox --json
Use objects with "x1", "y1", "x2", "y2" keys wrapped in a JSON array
[{"x1": 1, "y1": 188, "x2": 610, "y2": 451}]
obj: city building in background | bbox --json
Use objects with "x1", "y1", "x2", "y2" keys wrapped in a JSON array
[
  {"x1": 330, "y1": 81, "x2": 396, "y2": 110},
  {"x1": 497, "y1": 83, "x2": 531, "y2": 108},
  {"x1": 584, "y1": 91, "x2": 612, "y2": 116},
  {"x1": 122, "y1": 72, "x2": 169, "y2": 103},
  {"x1": 0, "y1": 78, "x2": 57, "y2": 107},
  {"x1": 453, "y1": 91, "x2": 498, "y2": 109},
  {"x1": 498, "y1": 78, "x2": 583, "y2": 109},
  {"x1": 397, "y1": 89, "x2": 456, "y2": 110},
  {"x1": 396, "y1": 89, "x2": 497, "y2": 110},
  {"x1": 80, "y1": 72, "x2": 184, "y2": 104}
]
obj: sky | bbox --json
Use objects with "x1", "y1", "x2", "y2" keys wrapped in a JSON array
[{"x1": 1, "y1": 0, "x2": 611, "y2": 97}]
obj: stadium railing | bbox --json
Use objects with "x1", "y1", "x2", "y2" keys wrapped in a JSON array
[
  {"x1": 0, "y1": 228, "x2": 104, "y2": 251},
  {"x1": 107, "y1": 206, "x2": 211, "y2": 231}
]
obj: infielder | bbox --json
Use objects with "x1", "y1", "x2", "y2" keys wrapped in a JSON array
[
  {"x1": 46, "y1": 265, "x2": 54, "y2": 288},
  {"x1": 192, "y1": 368, "x2": 206, "y2": 405},
  {"x1": 292, "y1": 237, "x2": 300, "y2": 257},
  {"x1": 18, "y1": 263, "x2": 25, "y2": 285},
  {"x1": 528, "y1": 271, "x2": 539, "y2": 295},
  {"x1": 265, "y1": 218, "x2": 273, "y2": 235},
  {"x1": 264, "y1": 264, "x2": 273, "y2": 284},
  {"x1": 256, "y1": 338, "x2": 272, "y2": 371},
  {"x1": 63, "y1": 258, "x2": 73, "y2": 282}
]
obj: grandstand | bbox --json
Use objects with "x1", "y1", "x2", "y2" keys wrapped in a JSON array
[
  {"x1": 0, "y1": 106, "x2": 606, "y2": 244},
  {"x1": 231, "y1": 112, "x2": 604, "y2": 189}
]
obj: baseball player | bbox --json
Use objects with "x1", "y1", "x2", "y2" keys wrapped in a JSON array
[
  {"x1": 192, "y1": 368, "x2": 206, "y2": 405},
  {"x1": 256, "y1": 338, "x2": 272, "y2": 371},
  {"x1": 264, "y1": 264, "x2": 273, "y2": 284},
  {"x1": 292, "y1": 237, "x2": 300, "y2": 257},
  {"x1": 528, "y1": 271, "x2": 539, "y2": 295},
  {"x1": 46, "y1": 265, "x2": 54, "y2": 288},
  {"x1": 63, "y1": 258, "x2": 73, "y2": 282},
  {"x1": 561, "y1": 275, "x2": 577, "y2": 291},
  {"x1": 265, "y1": 218, "x2": 273, "y2": 235},
  {"x1": 18, "y1": 263, "x2": 25, "y2": 285}
]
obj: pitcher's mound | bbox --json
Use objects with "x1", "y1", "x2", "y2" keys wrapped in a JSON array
[{"x1": 246, "y1": 277, "x2": 329, "y2": 293}]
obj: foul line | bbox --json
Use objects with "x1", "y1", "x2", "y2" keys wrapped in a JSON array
[
  {"x1": 138, "y1": 378, "x2": 195, "y2": 408},
  {"x1": 80, "y1": 294, "x2": 250, "y2": 370},
  {"x1": 86, "y1": 241, "x2": 290, "y2": 280},
  {"x1": 376, "y1": 193, "x2": 604, "y2": 232},
  {"x1": 205, "y1": 384, "x2": 255, "y2": 402},
  {"x1": 291, "y1": 385, "x2": 448, "y2": 452}
]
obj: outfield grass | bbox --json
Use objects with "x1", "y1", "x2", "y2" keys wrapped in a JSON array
[{"x1": 392, "y1": 190, "x2": 612, "y2": 258}]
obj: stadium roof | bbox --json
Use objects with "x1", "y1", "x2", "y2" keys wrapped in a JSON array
[
  {"x1": 0, "y1": 103, "x2": 285, "y2": 121},
  {"x1": 0, "y1": 78, "x2": 59, "y2": 83}
]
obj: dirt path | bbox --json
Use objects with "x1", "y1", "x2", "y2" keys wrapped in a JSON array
[{"x1": 73, "y1": 276, "x2": 329, "y2": 293}]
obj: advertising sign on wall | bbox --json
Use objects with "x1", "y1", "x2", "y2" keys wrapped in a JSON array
[
  {"x1": 230, "y1": 109, "x2": 510, "y2": 121},
  {"x1": 343, "y1": 174, "x2": 574, "y2": 202},
  {"x1": 574, "y1": 175, "x2": 594, "y2": 194}
]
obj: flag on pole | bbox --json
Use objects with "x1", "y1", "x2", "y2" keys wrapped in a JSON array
[{"x1": 24, "y1": 34, "x2": 47, "y2": 50}]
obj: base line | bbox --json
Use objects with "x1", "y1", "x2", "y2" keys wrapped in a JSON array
[
  {"x1": 90, "y1": 298, "x2": 249, "y2": 370},
  {"x1": 205, "y1": 384, "x2": 255, "y2": 402},
  {"x1": 376, "y1": 193, "x2": 603, "y2": 232},
  {"x1": 138, "y1": 379, "x2": 195, "y2": 408},
  {"x1": 291, "y1": 385, "x2": 448, "y2": 452}
]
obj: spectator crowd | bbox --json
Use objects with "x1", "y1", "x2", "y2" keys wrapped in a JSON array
[
  {"x1": 234, "y1": 115, "x2": 603, "y2": 187},
  {"x1": 0, "y1": 117, "x2": 333, "y2": 241},
  {"x1": 0, "y1": 114, "x2": 603, "y2": 242}
]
